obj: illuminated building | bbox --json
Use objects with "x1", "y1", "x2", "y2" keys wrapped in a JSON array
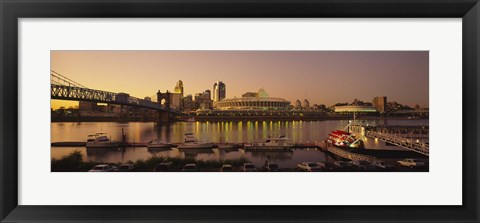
[
  {"x1": 194, "y1": 90, "x2": 213, "y2": 110},
  {"x1": 214, "y1": 88, "x2": 290, "y2": 110},
  {"x1": 213, "y1": 81, "x2": 226, "y2": 101},
  {"x1": 174, "y1": 80, "x2": 184, "y2": 97},
  {"x1": 334, "y1": 105, "x2": 377, "y2": 113}
]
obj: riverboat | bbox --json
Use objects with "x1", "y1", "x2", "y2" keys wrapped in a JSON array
[{"x1": 327, "y1": 130, "x2": 363, "y2": 148}]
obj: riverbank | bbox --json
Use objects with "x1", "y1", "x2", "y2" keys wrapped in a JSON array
[
  {"x1": 52, "y1": 150, "x2": 428, "y2": 172},
  {"x1": 51, "y1": 115, "x2": 428, "y2": 122},
  {"x1": 52, "y1": 150, "x2": 252, "y2": 172}
]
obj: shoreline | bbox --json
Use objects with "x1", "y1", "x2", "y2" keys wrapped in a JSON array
[{"x1": 51, "y1": 116, "x2": 428, "y2": 123}]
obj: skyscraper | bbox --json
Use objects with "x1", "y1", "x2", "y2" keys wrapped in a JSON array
[
  {"x1": 204, "y1": 90, "x2": 212, "y2": 100},
  {"x1": 194, "y1": 91, "x2": 213, "y2": 110},
  {"x1": 213, "y1": 81, "x2": 226, "y2": 102},
  {"x1": 213, "y1": 83, "x2": 216, "y2": 101},
  {"x1": 174, "y1": 80, "x2": 184, "y2": 97},
  {"x1": 373, "y1": 96, "x2": 387, "y2": 113},
  {"x1": 183, "y1": 94, "x2": 194, "y2": 112}
]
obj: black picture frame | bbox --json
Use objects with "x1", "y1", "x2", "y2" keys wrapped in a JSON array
[{"x1": 1, "y1": 0, "x2": 479, "y2": 222}]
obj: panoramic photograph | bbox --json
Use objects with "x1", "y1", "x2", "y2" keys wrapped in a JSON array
[{"x1": 51, "y1": 50, "x2": 429, "y2": 172}]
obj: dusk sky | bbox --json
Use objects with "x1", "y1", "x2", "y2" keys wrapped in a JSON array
[{"x1": 51, "y1": 51, "x2": 428, "y2": 109}]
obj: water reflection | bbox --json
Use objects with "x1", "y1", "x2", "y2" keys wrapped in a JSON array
[
  {"x1": 147, "y1": 147, "x2": 173, "y2": 154},
  {"x1": 51, "y1": 119, "x2": 428, "y2": 168}
]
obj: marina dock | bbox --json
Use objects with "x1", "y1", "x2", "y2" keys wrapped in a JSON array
[
  {"x1": 51, "y1": 141, "x2": 320, "y2": 149},
  {"x1": 52, "y1": 121, "x2": 429, "y2": 163},
  {"x1": 51, "y1": 140, "x2": 426, "y2": 161}
]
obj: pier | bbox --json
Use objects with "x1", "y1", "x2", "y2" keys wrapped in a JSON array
[
  {"x1": 51, "y1": 141, "x2": 321, "y2": 149},
  {"x1": 366, "y1": 125, "x2": 429, "y2": 135},
  {"x1": 312, "y1": 121, "x2": 430, "y2": 161},
  {"x1": 365, "y1": 131, "x2": 429, "y2": 156},
  {"x1": 323, "y1": 143, "x2": 377, "y2": 162},
  {"x1": 349, "y1": 122, "x2": 429, "y2": 156},
  {"x1": 52, "y1": 139, "x2": 428, "y2": 161}
]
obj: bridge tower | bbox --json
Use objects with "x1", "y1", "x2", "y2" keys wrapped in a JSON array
[
  {"x1": 156, "y1": 90, "x2": 173, "y2": 123},
  {"x1": 157, "y1": 90, "x2": 171, "y2": 109}
]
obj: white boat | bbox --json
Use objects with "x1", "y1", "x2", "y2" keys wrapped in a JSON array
[
  {"x1": 147, "y1": 139, "x2": 172, "y2": 149},
  {"x1": 177, "y1": 133, "x2": 214, "y2": 149},
  {"x1": 86, "y1": 133, "x2": 119, "y2": 148},
  {"x1": 244, "y1": 136, "x2": 293, "y2": 151}
]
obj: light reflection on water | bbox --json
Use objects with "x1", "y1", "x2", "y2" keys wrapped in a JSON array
[{"x1": 51, "y1": 119, "x2": 428, "y2": 168}]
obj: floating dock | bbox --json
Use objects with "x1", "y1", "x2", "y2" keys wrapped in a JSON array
[
  {"x1": 51, "y1": 142, "x2": 86, "y2": 147},
  {"x1": 51, "y1": 141, "x2": 319, "y2": 149},
  {"x1": 51, "y1": 140, "x2": 427, "y2": 162}
]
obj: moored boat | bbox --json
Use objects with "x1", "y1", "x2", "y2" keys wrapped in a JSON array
[
  {"x1": 244, "y1": 136, "x2": 293, "y2": 151},
  {"x1": 177, "y1": 133, "x2": 214, "y2": 149},
  {"x1": 147, "y1": 139, "x2": 172, "y2": 149},
  {"x1": 86, "y1": 133, "x2": 120, "y2": 148}
]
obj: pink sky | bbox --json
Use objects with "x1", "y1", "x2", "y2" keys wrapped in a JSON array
[{"x1": 51, "y1": 51, "x2": 428, "y2": 109}]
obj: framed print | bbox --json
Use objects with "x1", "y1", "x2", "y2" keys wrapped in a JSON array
[
  {"x1": 1, "y1": 0, "x2": 479, "y2": 222},
  {"x1": 49, "y1": 50, "x2": 430, "y2": 174}
]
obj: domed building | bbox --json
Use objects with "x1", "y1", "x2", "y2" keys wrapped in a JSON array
[
  {"x1": 295, "y1": 100, "x2": 302, "y2": 109},
  {"x1": 303, "y1": 99, "x2": 310, "y2": 109},
  {"x1": 214, "y1": 88, "x2": 290, "y2": 110}
]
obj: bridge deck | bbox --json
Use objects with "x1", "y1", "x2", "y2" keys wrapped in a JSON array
[{"x1": 51, "y1": 84, "x2": 179, "y2": 114}]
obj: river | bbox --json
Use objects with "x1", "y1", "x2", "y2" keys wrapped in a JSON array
[{"x1": 51, "y1": 119, "x2": 428, "y2": 169}]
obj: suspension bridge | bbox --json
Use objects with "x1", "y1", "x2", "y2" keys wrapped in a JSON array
[{"x1": 51, "y1": 70, "x2": 180, "y2": 121}]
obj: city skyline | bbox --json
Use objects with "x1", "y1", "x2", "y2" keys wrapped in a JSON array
[{"x1": 51, "y1": 50, "x2": 428, "y2": 109}]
